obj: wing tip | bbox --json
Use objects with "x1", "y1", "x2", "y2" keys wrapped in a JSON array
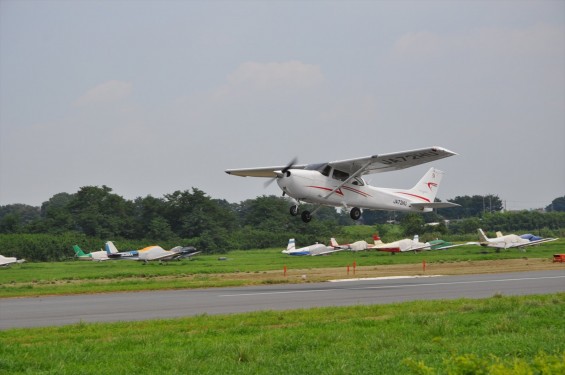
[{"x1": 432, "y1": 146, "x2": 458, "y2": 156}]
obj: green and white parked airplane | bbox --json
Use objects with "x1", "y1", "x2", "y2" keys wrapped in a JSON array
[{"x1": 72, "y1": 245, "x2": 113, "y2": 261}]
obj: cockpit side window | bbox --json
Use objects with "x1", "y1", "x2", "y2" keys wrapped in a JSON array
[
  {"x1": 332, "y1": 169, "x2": 350, "y2": 182},
  {"x1": 321, "y1": 165, "x2": 332, "y2": 177},
  {"x1": 351, "y1": 177, "x2": 365, "y2": 186}
]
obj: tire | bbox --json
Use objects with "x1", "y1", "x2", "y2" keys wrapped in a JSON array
[
  {"x1": 301, "y1": 210, "x2": 312, "y2": 223},
  {"x1": 350, "y1": 207, "x2": 361, "y2": 220},
  {"x1": 290, "y1": 205, "x2": 299, "y2": 216}
]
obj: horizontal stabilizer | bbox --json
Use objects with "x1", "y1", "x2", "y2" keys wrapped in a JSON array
[{"x1": 411, "y1": 202, "x2": 461, "y2": 209}]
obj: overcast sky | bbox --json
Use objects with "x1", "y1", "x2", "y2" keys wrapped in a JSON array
[{"x1": 1, "y1": 0, "x2": 563, "y2": 211}]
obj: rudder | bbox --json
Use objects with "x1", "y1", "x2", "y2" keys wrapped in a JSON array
[{"x1": 408, "y1": 167, "x2": 444, "y2": 203}]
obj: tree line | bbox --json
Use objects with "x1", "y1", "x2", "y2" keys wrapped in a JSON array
[{"x1": 0, "y1": 186, "x2": 563, "y2": 260}]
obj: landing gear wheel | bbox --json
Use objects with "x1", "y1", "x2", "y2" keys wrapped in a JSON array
[
  {"x1": 290, "y1": 205, "x2": 299, "y2": 216},
  {"x1": 301, "y1": 210, "x2": 312, "y2": 223},
  {"x1": 350, "y1": 207, "x2": 362, "y2": 221}
]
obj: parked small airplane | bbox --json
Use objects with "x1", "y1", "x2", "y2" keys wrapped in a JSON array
[
  {"x1": 0, "y1": 254, "x2": 25, "y2": 267},
  {"x1": 372, "y1": 234, "x2": 430, "y2": 253},
  {"x1": 283, "y1": 239, "x2": 343, "y2": 256},
  {"x1": 331, "y1": 235, "x2": 468, "y2": 252},
  {"x1": 72, "y1": 245, "x2": 112, "y2": 261},
  {"x1": 105, "y1": 241, "x2": 199, "y2": 262},
  {"x1": 329, "y1": 236, "x2": 374, "y2": 251},
  {"x1": 476, "y1": 229, "x2": 558, "y2": 250},
  {"x1": 226, "y1": 146, "x2": 459, "y2": 222}
]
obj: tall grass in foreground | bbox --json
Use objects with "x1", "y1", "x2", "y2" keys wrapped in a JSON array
[{"x1": 1, "y1": 294, "x2": 563, "y2": 374}]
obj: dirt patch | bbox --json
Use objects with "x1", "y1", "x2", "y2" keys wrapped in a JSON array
[{"x1": 222, "y1": 258, "x2": 563, "y2": 284}]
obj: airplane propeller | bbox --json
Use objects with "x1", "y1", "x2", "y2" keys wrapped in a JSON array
[{"x1": 264, "y1": 157, "x2": 298, "y2": 187}]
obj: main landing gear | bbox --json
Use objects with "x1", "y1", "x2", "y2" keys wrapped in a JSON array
[
  {"x1": 290, "y1": 204, "x2": 361, "y2": 223},
  {"x1": 349, "y1": 207, "x2": 362, "y2": 221},
  {"x1": 290, "y1": 204, "x2": 312, "y2": 223}
]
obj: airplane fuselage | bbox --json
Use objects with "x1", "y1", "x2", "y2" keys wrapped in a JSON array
[{"x1": 277, "y1": 170, "x2": 432, "y2": 212}]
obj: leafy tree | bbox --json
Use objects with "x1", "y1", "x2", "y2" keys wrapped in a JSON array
[
  {"x1": 67, "y1": 186, "x2": 135, "y2": 238},
  {"x1": 441, "y1": 194, "x2": 503, "y2": 219},
  {"x1": 546, "y1": 196, "x2": 565, "y2": 212},
  {"x1": 0, "y1": 204, "x2": 40, "y2": 233},
  {"x1": 400, "y1": 213, "x2": 425, "y2": 236},
  {"x1": 36, "y1": 193, "x2": 75, "y2": 233}
]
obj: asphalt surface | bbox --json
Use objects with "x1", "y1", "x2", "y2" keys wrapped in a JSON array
[{"x1": 1, "y1": 270, "x2": 564, "y2": 329}]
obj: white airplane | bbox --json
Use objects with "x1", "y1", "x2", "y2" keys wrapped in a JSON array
[
  {"x1": 476, "y1": 229, "x2": 558, "y2": 250},
  {"x1": 331, "y1": 234, "x2": 468, "y2": 252},
  {"x1": 226, "y1": 146, "x2": 459, "y2": 222},
  {"x1": 283, "y1": 239, "x2": 344, "y2": 256},
  {"x1": 72, "y1": 245, "x2": 112, "y2": 261},
  {"x1": 0, "y1": 254, "x2": 25, "y2": 267},
  {"x1": 105, "y1": 241, "x2": 199, "y2": 262},
  {"x1": 372, "y1": 234, "x2": 430, "y2": 253},
  {"x1": 329, "y1": 237, "x2": 371, "y2": 251}
]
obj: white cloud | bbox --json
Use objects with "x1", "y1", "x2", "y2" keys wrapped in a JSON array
[
  {"x1": 391, "y1": 24, "x2": 564, "y2": 63},
  {"x1": 74, "y1": 80, "x2": 133, "y2": 107},
  {"x1": 221, "y1": 61, "x2": 325, "y2": 94},
  {"x1": 392, "y1": 31, "x2": 443, "y2": 60}
]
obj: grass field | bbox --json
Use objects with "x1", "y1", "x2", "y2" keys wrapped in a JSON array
[
  {"x1": 1, "y1": 240, "x2": 564, "y2": 298},
  {"x1": 1, "y1": 294, "x2": 563, "y2": 374},
  {"x1": 1, "y1": 241, "x2": 564, "y2": 373}
]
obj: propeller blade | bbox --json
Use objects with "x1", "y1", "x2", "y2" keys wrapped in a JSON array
[
  {"x1": 263, "y1": 157, "x2": 298, "y2": 188},
  {"x1": 281, "y1": 157, "x2": 298, "y2": 174}
]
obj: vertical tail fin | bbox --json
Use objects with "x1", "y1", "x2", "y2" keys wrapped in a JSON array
[
  {"x1": 72, "y1": 245, "x2": 86, "y2": 257},
  {"x1": 413, "y1": 234, "x2": 419, "y2": 243},
  {"x1": 330, "y1": 238, "x2": 339, "y2": 247},
  {"x1": 496, "y1": 231, "x2": 503, "y2": 238},
  {"x1": 105, "y1": 241, "x2": 119, "y2": 254},
  {"x1": 373, "y1": 234, "x2": 383, "y2": 245},
  {"x1": 287, "y1": 239, "x2": 296, "y2": 252},
  {"x1": 478, "y1": 228, "x2": 489, "y2": 242},
  {"x1": 407, "y1": 168, "x2": 444, "y2": 203}
]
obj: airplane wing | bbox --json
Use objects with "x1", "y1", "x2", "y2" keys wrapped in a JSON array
[
  {"x1": 507, "y1": 237, "x2": 558, "y2": 248},
  {"x1": 403, "y1": 243, "x2": 431, "y2": 252},
  {"x1": 329, "y1": 146, "x2": 457, "y2": 176},
  {"x1": 311, "y1": 248, "x2": 347, "y2": 256},
  {"x1": 225, "y1": 146, "x2": 456, "y2": 178},
  {"x1": 225, "y1": 165, "x2": 307, "y2": 178},
  {"x1": 410, "y1": 202, "x2": 461, "y2": 209},
  {"x1": 432, "y1": 242, "x2": 475, "y2": 250}
]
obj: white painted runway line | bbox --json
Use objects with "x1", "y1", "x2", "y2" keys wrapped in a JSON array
[{"x1": 218, "y1": 275, "x2": 565, "y2": 298}]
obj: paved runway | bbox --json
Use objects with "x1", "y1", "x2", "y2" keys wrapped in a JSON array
[{"x1": 1, "y1": 270, "x2": 564, "y2": 329}]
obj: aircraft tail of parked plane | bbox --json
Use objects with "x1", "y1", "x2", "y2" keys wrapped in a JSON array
[
  {"x1": 72, "y1": 245, "x2": 88, "y2": 258},
  {"x1": 73, "y1": 245, "x2": 110, "y2": 261},
  {"x1": 286, "y1": 238, "x2": 297, "y2": 252}
]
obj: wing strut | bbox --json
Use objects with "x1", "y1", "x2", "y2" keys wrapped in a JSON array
[
  {"x1": 306, "y1": 160, "x2": 374, "y2": 219},
  {"x1": 322, "y1": 160, "x2": 373, "y2": 199}
]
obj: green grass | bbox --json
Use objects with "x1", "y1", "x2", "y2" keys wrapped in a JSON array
[
  {"x1": 1, "y1": 294, "x2": 563, "y2": 374},
  {"x1": 1, "y1": 240, "x2": 563, "y2": 297}
]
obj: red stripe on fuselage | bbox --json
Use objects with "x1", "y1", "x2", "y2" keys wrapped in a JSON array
[
  {"x1": 307, "y1": 186, "x2": 344, "y2": 196},
  {"x1": 308, "y1": 185, "x2": 371, "y2": 198},
  {"x1": 342, "y1": 186, "x2": 372, "y2": 197}
]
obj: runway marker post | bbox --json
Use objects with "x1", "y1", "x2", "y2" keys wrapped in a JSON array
[
  {"x1": 423, "y1": 260, "x2": 426, "y2": 272},
  {"x1": 284, "y1": 265, "x2": 287, "y2": 277},
  {"x1": 353, "y1": 260, "x2": 357, "y2": 275}
]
